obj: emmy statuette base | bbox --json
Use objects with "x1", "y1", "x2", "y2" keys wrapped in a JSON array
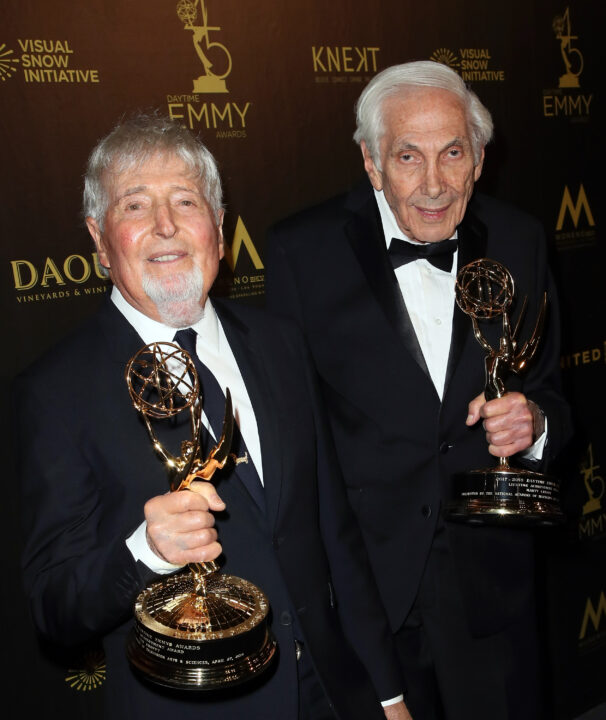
[
  {"x1": 445, "y1": 467, "x2": 565, "y2": 526},
  {"x1": 126, "y1": 571, "x2": 277, "y2": 690}
]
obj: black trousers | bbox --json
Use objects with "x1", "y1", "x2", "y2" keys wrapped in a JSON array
[{"x1": 394, "y1": 540, "x2": 542, "y2": 720}]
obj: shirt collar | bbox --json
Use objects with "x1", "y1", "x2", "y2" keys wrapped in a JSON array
[{"x1": 111, "y1": 286, "x2": 220, "y2": 351}]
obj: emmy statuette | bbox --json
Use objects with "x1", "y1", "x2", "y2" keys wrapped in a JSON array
[
  {"x1": 445, "y1": 259, "x2": 564, "y2": 526},
  {"x1": 124, "y1": 342, "x2": 276, "y2": 689}
]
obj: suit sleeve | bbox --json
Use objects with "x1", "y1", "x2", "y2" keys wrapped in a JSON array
[
  {"x1": 515, "y1": 221, "x2": 572, "y2": 469},
  {"x1": 14, "y1": 373, "x2": 155, "y2": 646}
]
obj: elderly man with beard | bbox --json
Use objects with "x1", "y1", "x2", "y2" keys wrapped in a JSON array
[
  {"x1": 266, "y1": 62, "x2": 571, "y2": 720},
  {"x1": 15, "y1": 114, "x2": 410, "y2": 720}
]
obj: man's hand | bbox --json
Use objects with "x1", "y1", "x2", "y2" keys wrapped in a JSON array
[
  {"x1": 144, "y1": 482, "x2": 226, "y2": 565},
  {"x1": 383, "y1": 700, "x2": 413, "y2": 720},
  {"x1": 466, "y1": 392, "x2": 544, "y2": 457}
]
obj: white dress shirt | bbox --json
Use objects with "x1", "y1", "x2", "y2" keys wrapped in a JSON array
[{"x1": 375, "y1": 189, "x2": 457, "y2": 401}]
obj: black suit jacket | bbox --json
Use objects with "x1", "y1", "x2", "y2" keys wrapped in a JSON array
[
  {"x1": 15, "y1": 295, "x2": 402, "y2": 719},
  {"x1": 266, "y1": 180, "x2": 571, "y2": 637}
]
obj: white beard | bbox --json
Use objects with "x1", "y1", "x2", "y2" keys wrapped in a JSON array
[{"x1": 142, "y1": 264, "x2": 205, "y2": 328}]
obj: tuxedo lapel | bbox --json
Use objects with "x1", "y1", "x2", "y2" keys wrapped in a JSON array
[
  {"x1": 443, "y1": 201, "x2": 489, "y2": 396},
  {"x1": 344, "y1": 182, "x2": 431, "y2": 382},
  {"x1": 97, "y1": 294, "x2": 146, "y2": 365},
  {"x1": 213, "y1": 301, "x2": 282, "y2": 527}
]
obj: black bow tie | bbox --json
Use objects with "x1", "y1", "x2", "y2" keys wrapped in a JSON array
[{"x1": 388, "y1": 237, "x2": 458, "y2": 273}]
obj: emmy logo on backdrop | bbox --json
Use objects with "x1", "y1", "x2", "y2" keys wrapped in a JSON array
[
  {"x1": 177, "y1": 0, "x2": 232, "y2": 93},
  {"x1": 445, "y1": 259, "x2": 564, "y2": 525},
  {"x1": 124, "y1": 342, "x2": 276, "y2": 689},
  {"x1": 581, "y1": 445, "x2": 604, "y2": 516},
  {"x1": 553, "y1": 7, "x2": 584, "y2": 88}
]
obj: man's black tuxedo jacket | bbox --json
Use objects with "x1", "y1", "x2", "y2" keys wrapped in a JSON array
[
  {"x1": 16, "y1": 296, "x2": 402, "y2": 719},
  {"x1": 266, "y1": 180, "x2": 571, "y2": 638}
]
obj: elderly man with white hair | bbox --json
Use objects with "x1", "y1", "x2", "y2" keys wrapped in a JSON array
[
  {"x1": 267, "y1": 61, "x2": 571, "y2": 720},
  {"x1": 16, "y1": 113, "x2": 411, "y2": 720}
]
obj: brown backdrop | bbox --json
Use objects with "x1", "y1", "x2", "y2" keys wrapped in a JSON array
[{"x1": 2, "y1": 1, "x2": 602, "y2": 717}]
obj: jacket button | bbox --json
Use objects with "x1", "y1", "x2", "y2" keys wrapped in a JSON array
[
  {"x1": 439, "y1": 442, "x2": 451, "y2": 454},
  {"x1": 422, "y1": 505, "x2": 432, "y2": 519},
  {"x1": 279, "y1": 611, "x2": 292, "y2": 626}
]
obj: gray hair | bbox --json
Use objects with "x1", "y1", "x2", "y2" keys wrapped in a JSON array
[
  {"x1": 353, "y1": 61, "x2": 493, "y2": 168},
  {"x1": 83, "y1": 112, "x2": 223, "y2": 230}
]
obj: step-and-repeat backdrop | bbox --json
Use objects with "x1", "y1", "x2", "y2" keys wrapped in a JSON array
[{"x1": 2, "y1": 1, "x2": 601, "y2": 717}]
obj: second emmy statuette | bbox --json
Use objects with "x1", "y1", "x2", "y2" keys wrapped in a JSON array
[
  {"x1": 124, "y1": 342, "x2": 276, "y2": 690},
  {"x1": 445, "y1": 259, "x2": 564, "y2": 526}
]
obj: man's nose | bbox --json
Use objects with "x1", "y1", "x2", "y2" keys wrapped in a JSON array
[
  {"x1": 422, "y1": 162, "x2": 446, "y2": 199},
  {"x1": 153, "y1": 203, "x2": 177, "y2": 237}
]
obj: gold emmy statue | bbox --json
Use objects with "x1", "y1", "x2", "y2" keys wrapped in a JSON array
[
  {"x1": 177, "y1": 0, "x2": 232, "y2": 93},
  {"x1": 581, "y1": 445, "x2": 604, "y2": 516},
  {"x1": 553, "y1": 8, "x2": 583, "y2": 89},
  {"x1": 124, "y1": 342, "x2": 276, "y2": 689},
  {"x1": 445, "y1": 259, "x2": 564, "y2": 525}
]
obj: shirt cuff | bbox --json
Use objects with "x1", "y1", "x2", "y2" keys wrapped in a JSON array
[
  {"x1": 520, "y1": 416, "x2": 548, "y2": 462},
  {"x1": 126, "y1": 521, "x2": 185, "y2": 574},
  {"x1": 381, "y1": 694, "x2": 404, "y2": 707}
]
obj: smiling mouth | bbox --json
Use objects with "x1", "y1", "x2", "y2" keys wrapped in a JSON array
[
  {"x1": 148, "y1": 253, "x2": 185, "y2": 263},
  {"x1": 414, "y1": 205, "x2": 450, "y2": 221}
]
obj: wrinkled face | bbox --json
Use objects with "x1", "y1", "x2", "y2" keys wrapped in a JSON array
[
  {"x1": 86, "y1": 153, "x2": 224, "y2": 324},
  {"x1": 362, "y1": 87, "x2": 484, "y2": 243}
]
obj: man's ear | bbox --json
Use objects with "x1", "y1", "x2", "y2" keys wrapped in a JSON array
[
  {"x1": 86, "y1": 217, "x2": 110, "y2": 270},
  {"x1": 361, "y1": 141, "x2": 383, "y2": 191},
  {"x1": 216, "y1": 209, "x2": 225, "y2": 260},
  {"x1": 473, "y1": 147, "x2": 485, "y2": 182}
]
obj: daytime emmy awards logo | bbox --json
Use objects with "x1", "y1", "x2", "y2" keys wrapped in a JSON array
[
  {"x1": 578, "y1": 444, "x2": 606, "y2": 542},
  {"x1": 166, "y1": 0, "x2": 250, "y2": 136},
  {"x1": 553, "y1": 7, "x2": 583, "y2": 88},
  {"x1": 581, "y1": 445, "x2": 604, "y2": 516},
  {"x1": 543, "y1": 7, "x2": 592, "y2": 118},
  {"x1": 177, "y1": 0, "x2": 232, "y2": 93}
]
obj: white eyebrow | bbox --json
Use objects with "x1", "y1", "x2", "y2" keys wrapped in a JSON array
[
  {"x1": 115, "y1": 184, "x2": 199, "y2": 202},
  {"x1": 394, "y1": 136, "x2": 467, "y2": 154}
]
